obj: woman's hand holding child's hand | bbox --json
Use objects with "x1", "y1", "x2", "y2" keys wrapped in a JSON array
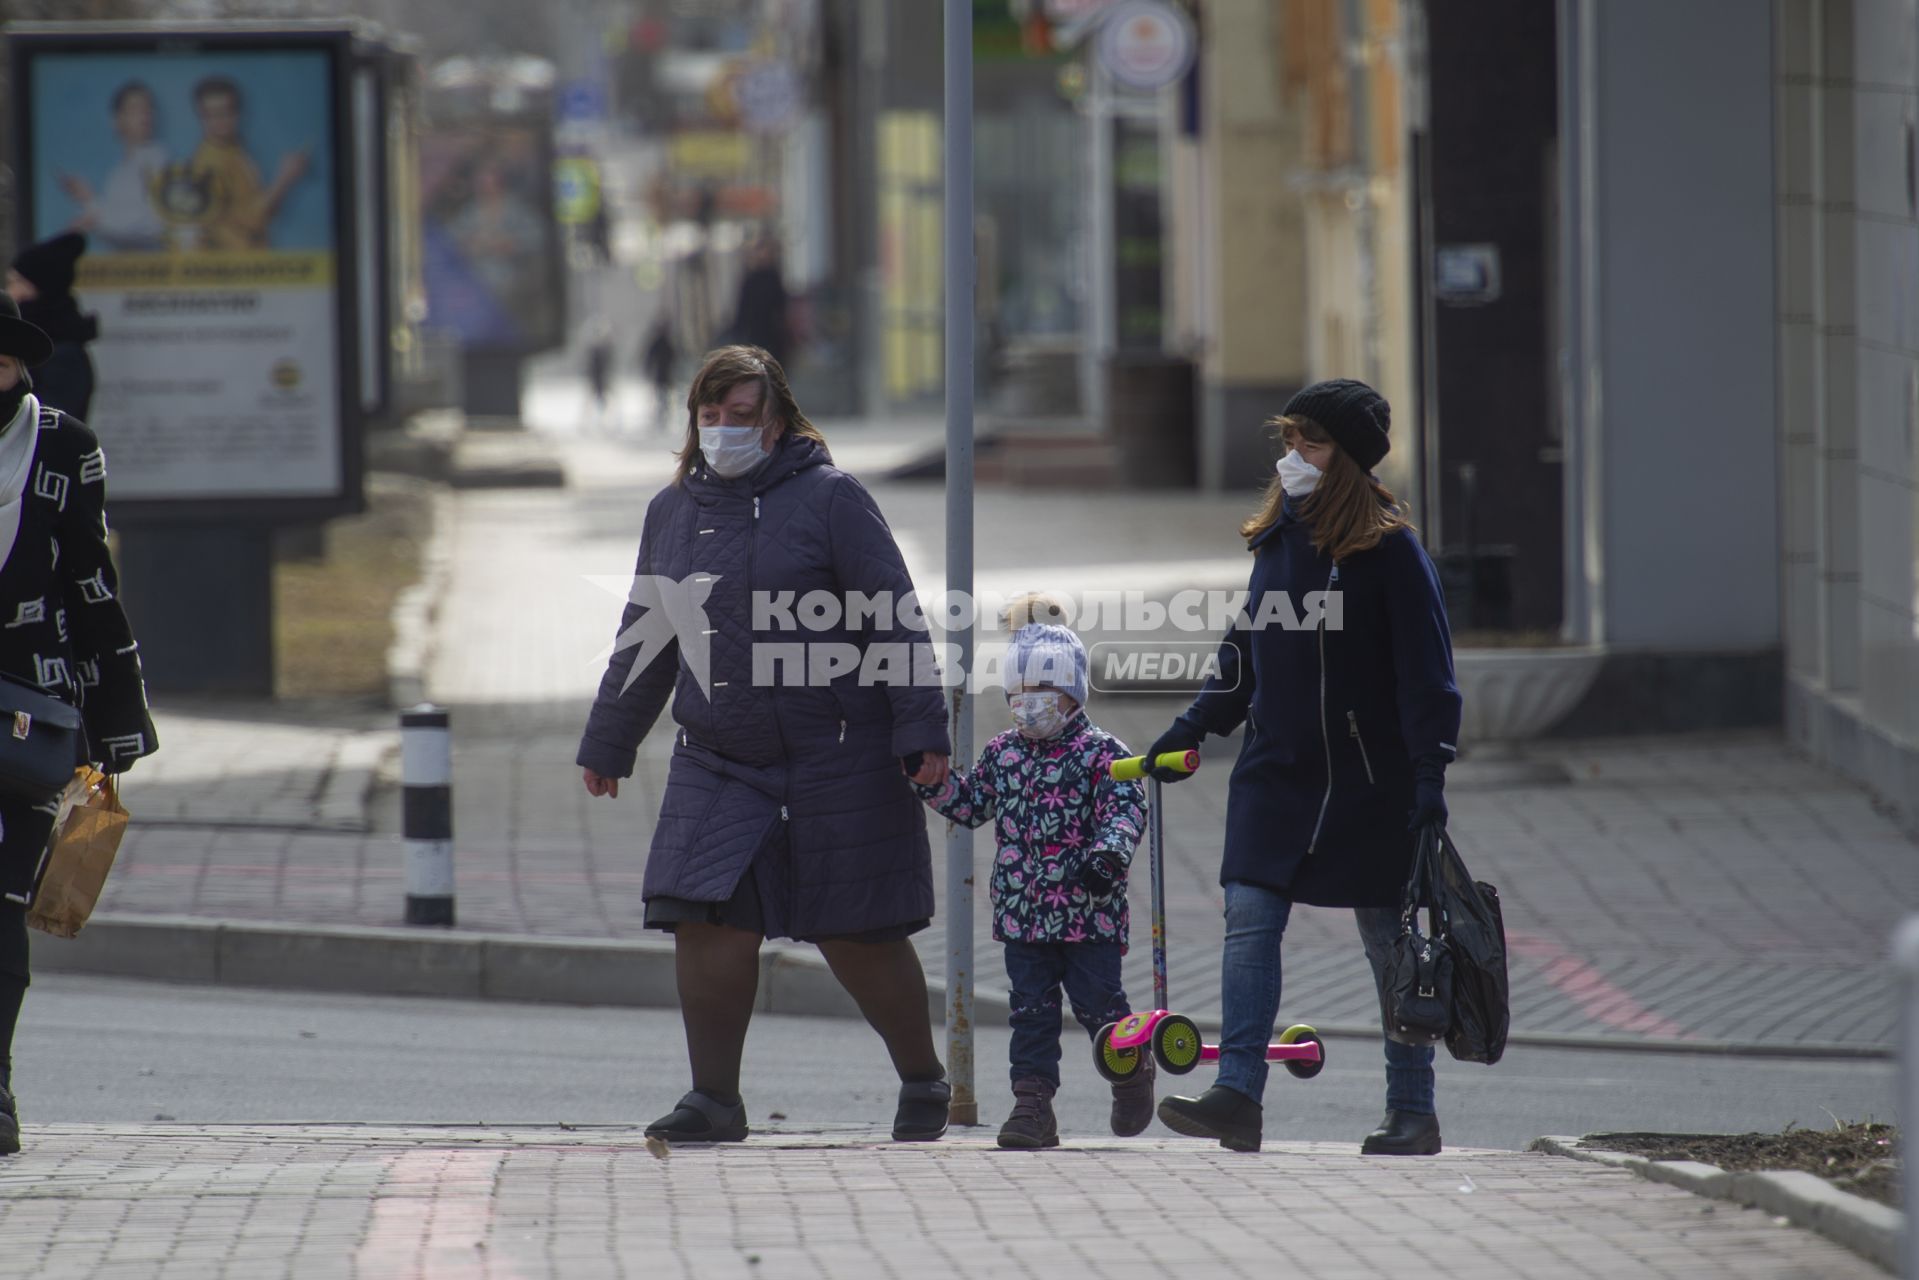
[{"x1": 904, "y1": 752, "x2": 950, "y2": 788}]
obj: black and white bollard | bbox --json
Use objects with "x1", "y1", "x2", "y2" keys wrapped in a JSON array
[{"x1": 401, "y1": 703, "x2": 455, "y2": 926}]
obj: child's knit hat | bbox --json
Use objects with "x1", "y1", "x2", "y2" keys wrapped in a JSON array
[{"x1": 1002, "y1": 623, "x2": 1088, "y2": 706}]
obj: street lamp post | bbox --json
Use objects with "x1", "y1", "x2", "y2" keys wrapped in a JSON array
[{"x1": 942, "y1": 0, "x2": 979, "y2": 1128}]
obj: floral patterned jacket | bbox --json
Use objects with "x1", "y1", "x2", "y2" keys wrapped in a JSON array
[{"x1": 913, "y1": 710, "x2": 1146, "y2": 946}]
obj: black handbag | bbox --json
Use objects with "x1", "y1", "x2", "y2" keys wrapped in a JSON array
[
  {"x1": 0, "y1": 673, "x2": 83, "y2": 804},
  {"x1": 1430, "y1": 825, "x2": 1511, "y2": 1065},
  {"x1": 1381, "y1": 829, "x2": 1455, "y2": 1047}
]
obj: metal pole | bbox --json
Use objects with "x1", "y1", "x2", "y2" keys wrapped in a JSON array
[
  {"x1": 1150, "y1": 778, "x2": 1168, "y2": 1012},
  {"x1": 942, "y1": 0, "x2": 979, "y2": 1129},
  {"x1": 1894, "y1": 916, "x2": 1919, "y2": 1279},
  {"x1": 1085, "y1": 58, "x2": 1115, "y2": 429}
]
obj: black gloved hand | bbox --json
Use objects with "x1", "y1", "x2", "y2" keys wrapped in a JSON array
[
  {"x1": 1408, "y1": 754, "x2": 1448, "y2": 831},
  {"x1": 1076, "y1": 851, "x2": 1121, "y2": 900},
  {"x1": 1142, "y1": 715, "x2": 1205, "y2": 784}
]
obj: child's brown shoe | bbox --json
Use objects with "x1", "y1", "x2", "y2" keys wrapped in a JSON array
[{"x1": 996, "y1": 1077, "x2": 1059, "y2": 1149}]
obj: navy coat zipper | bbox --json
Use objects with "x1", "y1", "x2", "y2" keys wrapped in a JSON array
[
  {"x1": 749, "y1": 490, "x2": 791, "y2": 829},
  {"x1": 1305, "y1": 562, "x2": 1339, "y2": 854},
  {"x1": 1348, "y1": 710, "x2": 1376, "y2": 785}
]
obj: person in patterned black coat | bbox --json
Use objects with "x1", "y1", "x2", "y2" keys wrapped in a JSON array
[
  {"x1": 0, "y1": 294, "x2": 158, "y2": 1157},
  {"x1": 914, "y1": 623, "x2": 1150, "y2": 1149}
]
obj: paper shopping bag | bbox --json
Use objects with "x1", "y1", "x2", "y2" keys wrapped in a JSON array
[{"x1": 26, "y1": 769, "x2": 130, "y2": 939}]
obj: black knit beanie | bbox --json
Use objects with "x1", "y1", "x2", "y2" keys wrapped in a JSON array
[
  {"x1": 11, "y1": 232, "x2": 87, "y2": 298},
  {"x1": 1282, "y1": 378, "x2": 1390, "y2": 472}
]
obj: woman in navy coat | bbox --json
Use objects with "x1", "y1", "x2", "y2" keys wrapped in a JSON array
[
  {"x1": 578, "y1": 346, "x2": 954, "y2": 1144},
  {"x1": 1142, "y1": 379, "x2": 1462, "y2": 1155}
]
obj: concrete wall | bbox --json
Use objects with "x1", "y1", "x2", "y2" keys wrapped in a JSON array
[
  {"x1": 1778, "y1": 0, "x2": 1919, "y2": 829},
  {"x1": 1587, "y1": 0, "x2": 1781, "y2": 651}
]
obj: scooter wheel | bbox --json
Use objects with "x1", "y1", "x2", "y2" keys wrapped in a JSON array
[
  {"x1": 1093, "y1": 1021, "x2": 1143, "y2": 1083},
  {"x1": 1152, "y1": 1014, "x2": 1204, "y2": 1075},
  {"x1": 1279, "y1": 1023, "x2": 1326, "y2": 1080}
]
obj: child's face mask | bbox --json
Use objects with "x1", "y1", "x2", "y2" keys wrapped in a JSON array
[{"x1": 1008, "y1": 690, "x2": 1071, "y2": 740}]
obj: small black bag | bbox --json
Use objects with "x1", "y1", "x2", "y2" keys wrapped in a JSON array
[
  {"x1": 0, "y1": 673, "x2": 83, "y2": 804},
  {"x1": 1381, "y1": 829, "x2": 1455, "y2": 1047},
  {"x1": 1431, "y1": 825, "x2": 1510, "y2": 1065}
]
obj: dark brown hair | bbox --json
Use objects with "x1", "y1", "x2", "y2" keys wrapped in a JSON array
[
  {"x1": 673, "y1": 345, "x2": 828, "y2": 480},
  {"x1": 1240, "y1": 415, "x2": 1414, "y2": 561}
]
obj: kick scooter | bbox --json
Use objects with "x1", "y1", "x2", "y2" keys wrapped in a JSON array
[{"x1": 1092, "y1": 750, "x2": 1326, "y2": 1083}]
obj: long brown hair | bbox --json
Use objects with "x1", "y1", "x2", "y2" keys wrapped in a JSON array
[
  {"x1": 1239, "y1": 415, "x2": 1414, "y2": 560},
  {"x1": 674, "y1": 345, "x2": 829, "y2": 481}
]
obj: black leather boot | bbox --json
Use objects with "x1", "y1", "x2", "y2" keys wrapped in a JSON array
[
  {"x1": 1361, "y1": 1109, "x2": 1441, "y2": 1155},
  {"x1": 643, "y1": 1090, "x2": 749, "y2": 1144},
  {"x1": 1156, "y1": 1084, "x2": 1262, "y2": 1153},
  {"x1": 892, "y1": 1076, "x2": 951, "y2": 1142},
  {"x1": 0, "y1": 1085, "x2": 17, "y2": 1157}
]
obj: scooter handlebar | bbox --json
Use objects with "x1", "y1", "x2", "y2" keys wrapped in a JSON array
[{"x1": 1109, "y1": 750, "x2": 1200, "y2": 782}]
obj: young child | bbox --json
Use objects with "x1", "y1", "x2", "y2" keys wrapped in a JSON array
[{"x1": 913, "y1": 622, "x2": 1152, "y2": 1148}]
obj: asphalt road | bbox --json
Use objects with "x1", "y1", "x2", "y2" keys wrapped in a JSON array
[{"x1": 10, "y1": 975, "x2": 1896, "y2": 1152}]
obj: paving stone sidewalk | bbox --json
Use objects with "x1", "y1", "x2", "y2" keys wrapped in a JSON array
[
  {"x1": 0, "y1": 1125, "x2": 1886, "y2": 1279},
  {"x1": 71, "y1": 419, "x2": 1919, "y2": 1052}
]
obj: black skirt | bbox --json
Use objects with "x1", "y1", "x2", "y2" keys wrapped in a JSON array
[{"x1": 644, "y1": 863, "x2": 928, "y2": 944}]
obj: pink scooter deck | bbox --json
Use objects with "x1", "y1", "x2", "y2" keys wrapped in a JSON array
[{"x1": 1109, "y1": 1009, "x2": 1323, "y2": 1063}]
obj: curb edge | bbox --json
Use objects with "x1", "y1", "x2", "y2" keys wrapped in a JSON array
[
  {"x1": 1528, "y1": 1134, "x2": 1899, "y2": 1273},
  {"x1": 35, "y1": 914, "x2": 1893, "y2": 1061}
]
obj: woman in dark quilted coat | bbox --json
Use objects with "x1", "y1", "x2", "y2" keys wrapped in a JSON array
[
  {"x1": 0, "y1": 295, "x2": 158, "y2": 1156},
  {"x1": 579, "y1": 345, "x2": 954, "y2": 1144}
]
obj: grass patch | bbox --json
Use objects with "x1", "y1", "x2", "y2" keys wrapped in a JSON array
[{"x1": 273, "y1": 476, "x2": 435, "y2": 700}]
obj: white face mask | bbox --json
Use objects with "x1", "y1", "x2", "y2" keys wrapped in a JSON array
[
  {"x1": 1275, "y1": 449, "x2": 1322, "y2": 498},
  {"x1": 699, "y1": 424, "x2": 770, "y2": 479},
  {"x1": 1008, "y1": 690, "x2": 1071, "y2": 740}
]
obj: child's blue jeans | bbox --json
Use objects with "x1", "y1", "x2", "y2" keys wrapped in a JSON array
[
  {"x1": 1215, "y1": 880, "x2": 1436, "y2": 1113},
  {"x1": 1003, "y1": 941, "x2": 1131, "y2": 1089}
]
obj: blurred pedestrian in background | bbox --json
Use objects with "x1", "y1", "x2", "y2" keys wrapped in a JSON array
[
  {"x1": 1142, "y1": 379, "x2": 1462, "y2": 1157},
  {"x1": 6, "y1": 233, "x2": 98, "y2": 422},
  {"x1": 577, "y1": 345, "x2": 953, "y2": 1145},
  {"x1": 726, "y1": 231, "x2": 791, "y2": 371},
  {"x1": 583, "y1": 316, "x2": 614, "y2": 433},
  {"x1": 0, "y1": 294, "x2": 158, "y2": 1157},
  {"x1": 642, "y1": 315, "x2": 677, "y2": 432}
]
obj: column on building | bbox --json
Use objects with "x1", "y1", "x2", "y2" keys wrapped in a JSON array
[
  {"x1": 1555, "y1": 0, "x2": 1782, "y2": 731},
  {"x1": 1172, "y1": 0, "x2": 1310, "y2": 492},
  {"x1": 1779, "y1": 0, "x2": 1919, "y2": 820}
]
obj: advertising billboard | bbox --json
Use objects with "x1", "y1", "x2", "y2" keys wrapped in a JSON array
[
  {"x1": 8, "y1": 26, "x2": 361, "y2": 517},
  {"x1": 418, "y1": 120, "x2": 564, "y2": 355}
]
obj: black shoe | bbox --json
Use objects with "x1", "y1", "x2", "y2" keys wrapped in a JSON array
[
  {"x1": 892, "y1": 1076, "x2": 951, "y2": 1142},
  {"x1": 1109, "y1": 1054, "x2": 1155, "y2": 1138},
  {"x1": 643, "y1": 1090, "x2": 749, "y2": 1144},
  {"x1": 1361, "y1": 1109, "x2": 1441, "y2": 1156},
  {"x1": 997, "y1": 1077, "x2": 1059, "y2": 1150},
  {"x1": 0, "y1": 1085, "x2": 18, "y2": 1157},
  {"x1": 1157, "y1": 1084, "x2": 1262, "y2": 1153}
]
